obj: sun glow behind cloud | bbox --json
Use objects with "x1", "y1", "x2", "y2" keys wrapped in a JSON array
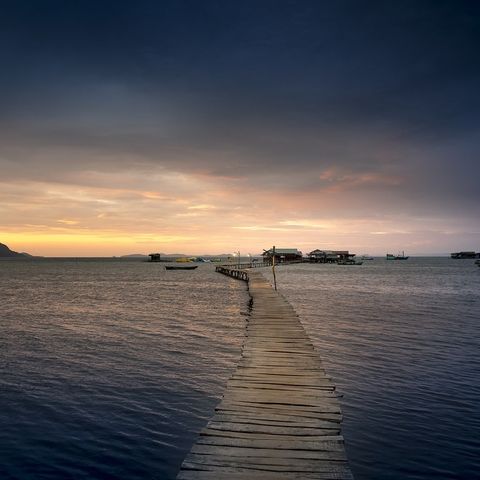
[{"x1": 0, "y1": 161, "x2": 478, "y2": 256}]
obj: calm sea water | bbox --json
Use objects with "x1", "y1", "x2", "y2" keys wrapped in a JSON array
[
  {"x1": 1, "y1": 257, "x2": 479, "y2": 479},
  {"x1": 0, "y1": 259, "x2": 247, "y2": 480}
]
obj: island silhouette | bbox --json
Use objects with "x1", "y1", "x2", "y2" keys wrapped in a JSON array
[{"x1": 0, "y1": 243, "x2": 32, "y2": 258}]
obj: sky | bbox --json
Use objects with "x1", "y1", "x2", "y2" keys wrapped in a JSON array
[{"x1": 1, "y1": 0, "x2": 479, "y2": 256}]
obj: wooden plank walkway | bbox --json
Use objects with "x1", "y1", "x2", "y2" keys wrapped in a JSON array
[{"x1": 176, "y1": 269, "x2": 353, "y2": 479}]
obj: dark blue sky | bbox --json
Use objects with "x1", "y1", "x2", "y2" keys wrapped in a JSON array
[{"x1": 1, "y1": 1, "x2": 479, "y2": 254}]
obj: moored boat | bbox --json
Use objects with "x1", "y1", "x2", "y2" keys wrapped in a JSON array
[
  {"x1": 165, "y1": 265, "x2": 198, "y2": 270},
  {"x1": 451, "y1": 251, "x2": 480, "y2": 259},
  {"x1": 337, "y1": 258, "x2": 363, "y2": 265},
  {"x1": 386, "y1": 251, "x2": 409, "y2": 260}
]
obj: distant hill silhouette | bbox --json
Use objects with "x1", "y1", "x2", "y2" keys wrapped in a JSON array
[{"x1": 0, "y1": 243, "x2": 29, "y2": 257}]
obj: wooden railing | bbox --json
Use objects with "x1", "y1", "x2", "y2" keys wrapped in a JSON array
[
  {"x1": 220, "y1": 261, "x2": 272, "y2": 269},
  {"x1": 215, "y1": 266, "x2": 249, "y2": 281}
]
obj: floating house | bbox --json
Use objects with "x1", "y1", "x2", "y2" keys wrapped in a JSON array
[
  {"x1": 262, "y1": 248, "x2": 302, "y2": 263},
  {"x1": 307, "y1": 249, "x2": 356, "y2": 263}
]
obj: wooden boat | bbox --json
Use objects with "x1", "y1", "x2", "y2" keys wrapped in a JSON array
[
  {"x1": 451, "y1": 251, "x2": 480, "y2": 259},
  {"x1": 386, "y1": 251, "x2": 409, "y2": 260},
  {"x1": 337, "y1": 259, "x2": 363, "y2": 265},
  {"x1": 165, "y1": 265, "x2": 198, "y2": 270}
]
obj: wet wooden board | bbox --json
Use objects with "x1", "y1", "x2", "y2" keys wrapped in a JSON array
[{"x1": 176, "y1": 269, "x2": 353, "y2": 479}]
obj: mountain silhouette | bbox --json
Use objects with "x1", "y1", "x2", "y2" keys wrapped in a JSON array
[{"x1": 0, "y1": 243, "x2": 28, "y2": 257}]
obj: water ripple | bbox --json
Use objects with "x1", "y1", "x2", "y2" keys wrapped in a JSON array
[{"x1": 0, "y1": 260, "x2": 247, "y2": 480}]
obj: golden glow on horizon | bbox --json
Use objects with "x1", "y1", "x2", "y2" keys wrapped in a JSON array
[
  {"x1": 0, "y1": 231, "x2": 195, "y2": 256},
  {"x1": 0, "y1": 168, "x2": 476, "y2": 256}
]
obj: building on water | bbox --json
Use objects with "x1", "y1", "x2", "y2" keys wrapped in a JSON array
[
  {"x1": 262, "y1": 248, "x2": 302, "y2": 263},
  {"x1": 307, "y1": 249, "x2": 357, "y2": 263}
]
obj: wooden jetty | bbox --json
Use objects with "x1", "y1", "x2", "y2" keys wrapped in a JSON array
[{"x1": 176, "y1": 267, "x2": 353, "y2": 479}]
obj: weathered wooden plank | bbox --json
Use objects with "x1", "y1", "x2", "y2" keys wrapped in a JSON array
[
  {"x1": 232, "y1": 368, "x2": 328, "y2": 374},
  {"x1": 225, "y1": 381, "x2": 336, "y2": 391},
  {"x1": 217, "y1": 400, "x2": 342, "y2": 414},
  {"x1": 199, "y1": 428, "x2": 344, "y2": 443},
  {"x1": 221, "y1": 393, "x2": 341, "y2": 405},
  {"x1": 184, "y1": 457, "x2": 348, "y2": 468},
  {"x1": 215, "y1": 407, "x2": 343, "y2": 422},
  {"x1": 244, "y1": 343, "x2": 315, "y2": 350},
  {"x1": 229, "y1": 375, "x2": 332, "y2": 383},
  {"x1": 222, "y1": 393, "x2": 340, "y2": 405},
  {"x1": 211, "y1": 413, "x2": 340, "y2": 428},
  {"x1": 227, "y1": 379, "x2": 334, "y2": 389},
  {"x1": 226, "y1": 386, "x2": 335, "y2": 396},
  {"x1": 233, "y1": 368, "x2": 324, "y2": 377},
  {"x1": 179, "y1": 464, "x2": 352, "y2": 480},
  {"x1": 205, "y1": 420, "x2": 340, "y2": 436},
  {"x1": 239, "y1": 375, "x2": 331, "y2": 382},
  {"x1": 190, "y1": 444, "x2": 345, "y2": 460},
  {"x1": 196, "y1": 436, "x2": 346, "y2": 451},
  {"x1": 184, "y1": 449, "x2": 346, "y2": 473},
  {"x1": 178, "y1": 471, "x2": 353, "y2": 479},
  {"x1": 226, "y1": 385, "x2": 334, "y2": 396},
  {"x1": 212, "y1": 410, "x2": 339, "y2": 428},
  {"x1": 236, "y1": 363, "x2": 326, "y2": 369}
]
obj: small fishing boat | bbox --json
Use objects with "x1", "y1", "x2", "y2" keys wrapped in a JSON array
[
  {"x1": 451, "y1": 251, "x2": 480, "y2": 259},
  {"x1": 165, "y1": 265, "x2": 198, "y2": 270},
  {"x1": 337, "y1": 259, "x2": 363, "y2": 265},
  {"x1": 386, "y1": 251, "x2": 409, "y2": 260},
  {"x1": 360, "y1": 254, "x2": 374, "y2": 260}
]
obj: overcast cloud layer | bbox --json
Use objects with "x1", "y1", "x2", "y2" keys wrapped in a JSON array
[{"x1": 1, "y1": 1, "x2": 479, "y2": 255}]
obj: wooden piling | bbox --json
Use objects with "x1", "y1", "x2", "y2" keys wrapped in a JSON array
[{"x1": 176, "y1": 267, "x2": 353, "y2": 479}]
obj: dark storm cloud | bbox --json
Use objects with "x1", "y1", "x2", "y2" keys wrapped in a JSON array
[{"x1": 1, "y1": 0, "x2": 479, "y2": 208}]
